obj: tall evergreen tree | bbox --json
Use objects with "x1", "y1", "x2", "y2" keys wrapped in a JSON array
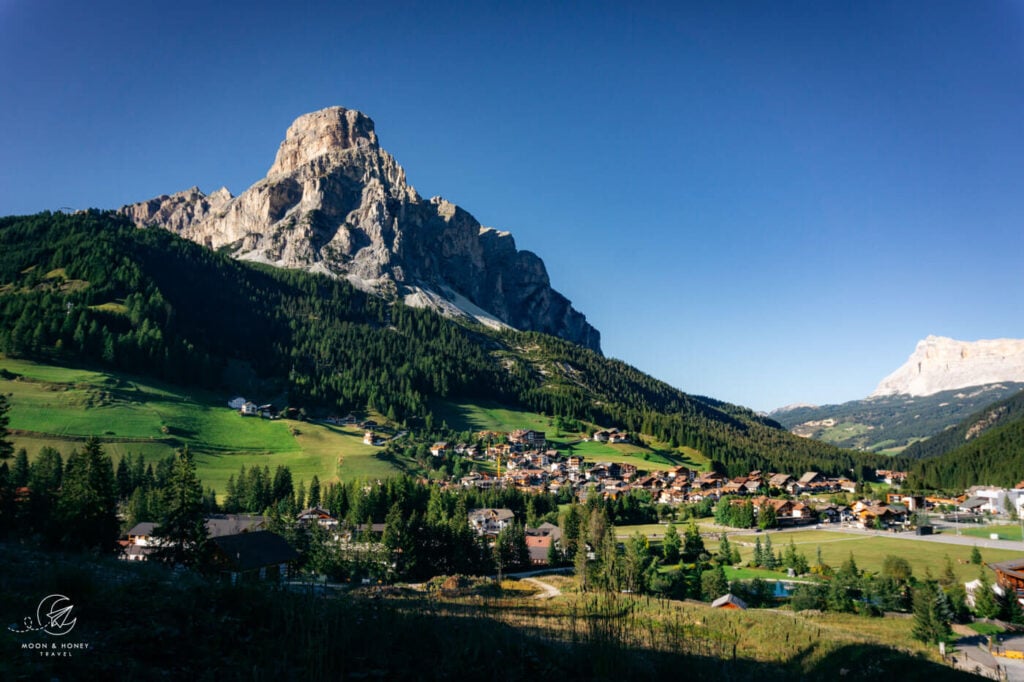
[
  {"x1": 973, "y1": 569, "x2": 1001, "y2": 619},
  {"x1": 662, "y1": 522, "x2": 681, "y2": 564},
  {"x1": 912, "y1": 581, "x2": 952, "y2": 644},
  {"x1": 152, "y1": 447, "x2": 209, "y2": 567},
  {"x1": 682, "y1": 522, "x2": 705, "y2": 562},
  {"x1": 0, "y1": 394, "x2": 13, "y2": 462},
  {"x1": 11, "y1": 448, "x2": 29, "y2": 487},
  {"x1": 622, "y1": 532, "x2": 653, "y2": 594},
  {"x1": 308, "y1": 474, "x2": 321, "y2": 508},
  {"x1": 57, "y1": 437, "x2": 119, "y2": 551}
]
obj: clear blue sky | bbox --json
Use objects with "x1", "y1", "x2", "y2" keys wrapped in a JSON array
[{"x1": 2, "y1": 1, "x2": 1023, "y2": 412}]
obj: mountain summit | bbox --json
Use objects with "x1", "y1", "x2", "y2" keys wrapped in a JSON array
[
  {"x1": 870, "y1": 335, "x2": 1024, "y2": 397},
  {"x1": 121, "y1": 106, "x2": 601, "y2": 352}
]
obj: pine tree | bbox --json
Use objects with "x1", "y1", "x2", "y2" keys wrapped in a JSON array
[
  {"x1": 939, "y1": 556, "x2": 958, "y2": 589},
  {"x1": 753, "y1": 537, "x2": 764, "y2": 567},
  {"x1": 662, "y1": 522, "x2": 681, "y2": 564},
  {"x1": 970, "y1": 545, "x2": 983, "y2": 565},
  {"x1": 11, "y1": 448, "x2": 29, "y2": 487},
  {"x1": 622, "y1": 532, "x2": 653, "y2": 594},
  {"x1": 57, "y1": 437, "x2": 119, "y2": 551},
  {"x1": 701, "y1": 564, "x2": 729, "y2": 601},
  {"x1": 0, "y1": 395, "x2": 13, "y2": 461},
  {"x1": 574, "y1": 525, "x2": 590, "y2": 591},
  {"x1": 973, "y1": 570, "x2": 1001, "y2": 619},
  {"x1": 682, "y1": 522, "x2": 705, "y2": 562},
  {"x1": 152, "y1": 447, "x2": 209, "y2": 567},
  {"x1": 763, "y1": 535, "x2": 777, "y2": 570},
  {"x1": 913, "y1": 581, "x2": 952, "y2": 644},
  {"x1": 717, "y1": 533, "x2": 734, "y2": 566},
  {"x1": 308, "y1": 474, "x2": 321, "y2": 508},
  {"x1": 598, "y1": 529, "x2": 621, "y2": 592}
]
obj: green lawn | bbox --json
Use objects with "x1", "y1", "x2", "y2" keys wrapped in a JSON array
[
  {"x1": 968, "y1": 622, "x2": 1005, "y2": 636},
  {"x1": 947, "y1": 524, "x2": 1024, "y2": 542},
  {"x1": 731, "y1": 529, "x2": 1023, "y2": 583},
  {"x1": 723, "y1": 566, "x2": 793, "y2": 581}
]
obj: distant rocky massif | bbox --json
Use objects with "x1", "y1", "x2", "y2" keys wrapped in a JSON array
[
  {"x1": 121, "y1": 107, "x2": 600, "y2": 352},
  {"x1": 773, "y1": 336, "x2": 1024, "y2": 453},
  {"x1": 869, "y1": 335, "x2": 1024, "y2": 397}
]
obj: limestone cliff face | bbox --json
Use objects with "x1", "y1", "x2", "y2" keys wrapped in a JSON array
[
  {"x1": 121, "y1": 107, "x2": 600, "y2": 352},
  {"x1": 870, "y1": 335, "x2": 1024, "y2": 397}
]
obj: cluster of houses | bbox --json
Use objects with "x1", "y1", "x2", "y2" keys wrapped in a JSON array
[
  {"x1": 229, "y1": 397, "x2": 279, "y2": 419},
  {"x1": 122, "y1": 514, "x2": 298, "y2": 582}
]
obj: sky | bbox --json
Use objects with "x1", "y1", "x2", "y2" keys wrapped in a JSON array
[{"x1": 1, "y1": 1, "x2": 1023, "y2": 412}]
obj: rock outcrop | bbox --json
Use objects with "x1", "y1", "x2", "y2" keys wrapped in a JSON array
[
  {"x1": 870, "y1": 335, "x2": 1024, "y2": 397},
  {"x1": 121, "y1": 107, "x2": 600, "y2": 352}
]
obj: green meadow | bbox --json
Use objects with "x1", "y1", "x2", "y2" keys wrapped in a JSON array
[
  {"x1": 0, "y1": 356, "x2": 404, "y2": 490},
  {"x1": 730, "y1": 529, "x2": 1023, "y2": 583},
  {"x1": 946, "y1": 523, "x2": 1024, "y2": 542},
  {"x1": 437, "y1": 399, "x2": 709, "y2": 472}
]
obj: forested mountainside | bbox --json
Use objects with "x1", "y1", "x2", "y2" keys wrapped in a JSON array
[
  {"x1": 771, "y1": 383, "x2": 1024, "y2": 453},
  {"x1": 0, "y1": 211, "x2": 891, "y2": 477},
  {"x1": 901, "y1": 389, "x2": 1024, "y2": 461},
  {"x1": 906, "y1": 389, "x2": 1024, "y2": 490}
]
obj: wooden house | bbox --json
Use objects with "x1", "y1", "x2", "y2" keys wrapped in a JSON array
[{"x1": 209, "y1": 531, "x2": 299, "y2": 583}]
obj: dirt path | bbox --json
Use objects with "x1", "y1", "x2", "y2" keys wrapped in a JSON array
[{"x1": 523, "y1": 576, "x2": 561, "y2": 599}]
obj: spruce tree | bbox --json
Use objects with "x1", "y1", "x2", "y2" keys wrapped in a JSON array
[
  {"x1": 701, "y1": 564, "x2": 729, "y2": 601},
  {"x1": 57, "y1": 437, "x2": 119, "y2": 551},
  {"x1": 308, "y1": 474, "x2": 321, "y2": 508},
  {"x1": 913, "y1": 582, "x2": 952, "y2": 644},
  {"x1": 717, "y1": 533, "x2": 734, "y2": 566},
  {"x1": 11, "y1": 449, "x2": 29, "y2": 487},
  {"x1": 0, "y1": 394, "x2": 13, "y2": 462},
  {"x1": 973, "y1": 570, "x2": 1001, "y2": 619},
  {"x1": 682, "y1": 522, "x2": 705, "y2": 562},
  {"x1": 662, "y1": 522, "x2": 681, "y2": 564},
  {"x1": 152, "y1": 447, "x2": 209, "y2": 567},
  {"x1": 763, "y1": 535, "x2": 777, "y2": 570}
]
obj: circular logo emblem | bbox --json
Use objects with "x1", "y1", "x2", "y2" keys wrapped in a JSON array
[{"x1": 36, "y1": 594, "x2": 77, "y2": 636}]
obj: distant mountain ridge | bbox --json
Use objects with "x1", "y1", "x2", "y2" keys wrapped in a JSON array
[
  {"x1": 771, "y1": 382, "x2": 1024, "y2": 453},
  {"x1": 121, "y1": 106, "x2": 601, "y2": 352},
  {"x1": 871, "y1": 335, "x2": 1024, "y2": 397}
]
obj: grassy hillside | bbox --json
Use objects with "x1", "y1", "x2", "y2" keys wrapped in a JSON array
[
  {"x1": 1, "y1": 353, "x2": 695, "y2": 491},
  {"x1": 0, "y1": 210, "x2": 887, "y2": 479},
  {"x1": 436, "y1": 399, "x2": 710, "y2": 470},
  {"x1": 0, "y1": 356, "x2": 399, "y2": 491},
  {"x1": 0, "y1": 542, "x2": 975, "y2": 681},
  {"x1": 772, "y1": 383, "x2": 1024, "y2": 453}
]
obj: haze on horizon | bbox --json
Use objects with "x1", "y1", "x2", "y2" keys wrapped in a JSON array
[{"x1": 1, "y1": 1, "x2": 1022, "y2": 413}]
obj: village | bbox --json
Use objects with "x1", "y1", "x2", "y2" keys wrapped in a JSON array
[{"x1": 122, "y1": 417, "x2": 1024, "y2": 586}]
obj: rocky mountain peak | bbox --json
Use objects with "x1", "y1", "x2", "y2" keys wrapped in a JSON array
[
  {"x1": 268, "y1": 107, "x2": 379, "y2": 177},
  {"x1": 120, "y1": 107, "x2": 601, "y2": 352},
  {"x1": 870, "y1": 335, "x2": 1024, "y2": 397}
]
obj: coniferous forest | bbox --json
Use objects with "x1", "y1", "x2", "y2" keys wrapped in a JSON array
[{"x1": 0, "y1": 210, "x2": 895, "y2": 479}]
